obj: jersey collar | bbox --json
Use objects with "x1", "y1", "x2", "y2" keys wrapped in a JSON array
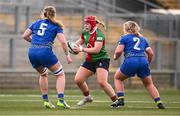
[{"x1": 90, "y1": 26, "x2": 97, "y2": 35}]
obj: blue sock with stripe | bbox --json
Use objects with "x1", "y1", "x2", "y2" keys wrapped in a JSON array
[
  {"x1": 58, "y1": 93, "x2": 64, "y2": 103},
  {"x1": 154, "y1": 97, "x2": 162, "y2": 104},
  {"x1": 117, "y1": 92, "x2": 124, "y2": 99},
  {"x1": 42, "y1": 94, "x2": 48, "y2": 101}
]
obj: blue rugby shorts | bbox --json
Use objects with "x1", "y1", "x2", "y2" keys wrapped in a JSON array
[
  {"x1": 120, "y1": 57, "x2": 150, "y2": 79},
  {"x1": 28, "y1": 47, "x2": 58, "y2": 68}
]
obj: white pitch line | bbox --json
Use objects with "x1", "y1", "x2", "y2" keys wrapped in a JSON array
[
  {"x1": 0, "y1": 94, "x2": 180, "y2": 104},
  {"x1": 0, "y1": 94, "x2": 81, "y2": 98},
  {"x1": 1, "y1": 115, "x2": 172, "y2": 116},
  {"x1": 0, "y1": 99, "x2": 180, "y2": 109},
  {"x1": 0, "y1": 99, "x2": 180, "y2": 104}
]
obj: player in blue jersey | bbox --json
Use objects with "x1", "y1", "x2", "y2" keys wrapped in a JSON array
[
  {"x1": 111, "y1": 21, "x2": 165, "y2": 109},
  {"x1": 22, "y1": 6, "x2": 72, "y2": 109}
]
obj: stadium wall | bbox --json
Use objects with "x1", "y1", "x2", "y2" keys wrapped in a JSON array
[{"x1": 0, "y1": 70, "x2": 178, "y2": 89}]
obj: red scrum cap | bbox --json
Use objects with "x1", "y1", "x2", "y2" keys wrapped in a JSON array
[{"x1": 84, "y1": 15, "x2": 96, "y2": 30}]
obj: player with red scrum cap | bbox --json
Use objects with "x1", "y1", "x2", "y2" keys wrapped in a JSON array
[{"x1": 73, "y1": 15, "x2": 119, "y2": 107}]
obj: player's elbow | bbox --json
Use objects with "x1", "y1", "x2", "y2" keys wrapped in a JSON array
[
  {"x1": 146, "y1": 47, "x2": 154, "y2": 58},
  {"x1": 22, "y1": 34, "x2": 28, "y2": 41},
  {"x1": 116, "y1": 51, "x2": 123, "y2": 56},
  {"x1": 150, "y1": 52, "x2": 154, "y2": 58},
  {"x1": 21, "y1": 34, "x2": 26, "y2": 39},
  {"x1": 61, "y1": 40, "x2": 66, "y2": 45},
  {"x1": 148, "y1": 50, "x2": 154, "y2": 58}
]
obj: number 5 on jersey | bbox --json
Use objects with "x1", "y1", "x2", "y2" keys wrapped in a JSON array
[{"x1": 37, "y1": 23, "x2": 48, "y2": 36}]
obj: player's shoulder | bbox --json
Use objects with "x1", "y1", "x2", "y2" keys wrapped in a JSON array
[
  {"x1": 31, "y1": 19, "x2": 41, "y2": 25},
  {"x1": 39, "y1": 19, "x2": 56, "y2": 25},
  {"x1": 32, "y1": 19, "x2": 49, "y2": 27},
  {"x1": 139, "y1": 36, "x2": 148, "y2": 42},
  {"x1": 52, "y1": 20, "x2": 63, "y2": 28},
  {"x1": 96, "y1": 29, "x2": 105, "y2": 41},
  {"x1": 120, "y1": 34, "x2": 133, "y2": 41},
  {"x1": 96, "y1": 28, "x2": 105, "y2": 37},
  {"x1": 29, "y1": 19, "x2": 44, "y2": 28},
  {"x1": 124, "y1": 34, "x2": 135, "y2": 38},
  {"x1": 36, "y1": 19, "x2": 45, "y2": 23},
  {"x1": 55, "y1": 20, "x2": 63, "y2": 25}
]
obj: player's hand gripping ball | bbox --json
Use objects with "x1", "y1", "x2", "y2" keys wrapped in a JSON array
[{"x1": 67, "y1": 42, "x2": 79, "y2": 55}]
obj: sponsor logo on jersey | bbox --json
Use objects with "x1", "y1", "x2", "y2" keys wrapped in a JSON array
[{"x1": 97, "y1": 37, "x2": 103, "y2": 41}]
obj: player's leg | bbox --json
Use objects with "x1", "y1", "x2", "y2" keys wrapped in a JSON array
[
  {"x1": 111, "y1": 69, "x2": 127, "y2": 108},
  {"x1": 142, "y1": 76, "x2": 165, "y2": 109},
  {"x1": 37, "y1": 48, "x2": 70, "y2": 108},
  {"x1": 111, "y1": 58, "x2": 137, "y2": 108},
  {"x1": 48, "y1": 61, "x2": 70, "y2": 108},
  {"x1": 138, "y1": 57, "x2": 165, "y2": 109},
  {"x1": 28, "y1": 48, "x2": 54, "y2": 108},
  {"x1": 96, "y1": 68, "x2": 117, "y2": 102},
  {"x1": 36, "y1": 66, "x2": 48, "y2": 101},
  {"x1": 74, "y1": 66, "x2": 94, "y2": 106},
  {"x1": 114, "y1": 69, "x2": 127, "y2": 97},
  {"x1": 36, "y1": 66, "x2": 55, "y2": 108}
]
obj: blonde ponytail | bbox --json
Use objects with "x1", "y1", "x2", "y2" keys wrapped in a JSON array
[
  {"x1": 123, "y1": 21, "x2": 141, "y2": 36},
  {"x1": 50, "y1": 18, "x2": 64, "y2": 29},
  {"x1": 41, "y1": 6, "x2": 64, "y2": 29},
  {"x1": 96, "y1": 19, "x2": 106, "y2": 30}
]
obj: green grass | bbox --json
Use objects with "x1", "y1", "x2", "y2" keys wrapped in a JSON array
[{"x1": 0, "y1": 89, "x2": 180, "y2": 116}]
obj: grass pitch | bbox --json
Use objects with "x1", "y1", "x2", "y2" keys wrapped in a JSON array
[{"x1": 0, "y1": 89, "x2": 180, "y2": 116}]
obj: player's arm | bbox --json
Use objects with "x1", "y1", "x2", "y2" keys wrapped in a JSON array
[
  {"x1": 83, "y1": 41, "x2": 102, "y2": 54},
  {"x1": 145, "y1": 47, "x2": 154, "y2": 63},
  {"x1": 22, "y1": 28, "x2": 32, "y2": 42},
  {"x1": 75, "y1": 37, "x2": 84, "y2": 45},
  {"x1": 74, "y1": 41, "x2": 102, "y2": 54},
  {"x1": 57, "y1": 33, "x2": 72, "y2": 64},
  {"x1": 74, "y1": 33, "x2": 104, "y2": 54},
  {"x1": 113, "y1": 44, "x2": 124, "y2": 60},
  {"x1": 74, "y1": 33, "x2": 103, "y2": 54}
]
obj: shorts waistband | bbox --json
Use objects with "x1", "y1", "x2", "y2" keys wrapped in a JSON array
[
  {"x1": 124, "y1": 53, "x2": 145, "y2": 58},
  {"x1": 30, "y1": 44, "x2": 52, "y2": 48}
]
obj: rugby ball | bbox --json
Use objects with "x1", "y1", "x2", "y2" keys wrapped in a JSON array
[{"x1": 67, "y1": 42, "x2": 78, "y2": 55}]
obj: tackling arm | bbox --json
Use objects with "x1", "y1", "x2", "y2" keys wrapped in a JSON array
[
  {"x1": 57, "y1": 33, "x2": 72, "y2": 64},
  {"x1": 57, "y1": 33, "x2": 69, "y2": 56}
]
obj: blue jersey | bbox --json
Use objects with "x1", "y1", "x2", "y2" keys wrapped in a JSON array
[
  {"x1": 118, "y1": 34, "x2": 151, "y2": 78},
  {"x1": 119, "y1": 34, "x2": 150, "y2": 58},
  {"x1": 28, "y1": 19, "x2": 63, "y2": 68},
  {"x1": 29, "y1": 19, "x2": 63, "y2": 46}
]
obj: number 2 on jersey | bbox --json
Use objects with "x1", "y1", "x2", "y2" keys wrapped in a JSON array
[
  {"x1": 133, "y1": 37, "x2": 141, "y2": 50},
  {"x1": 37, "y1": 23, "x2": 48, "y2": 36}
]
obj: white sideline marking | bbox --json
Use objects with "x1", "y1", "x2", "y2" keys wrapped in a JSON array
[
  {"x1": 0, "y1": 99, "x2": 180, "y2": 109},
  {"x1": 0, "y1": 94, "x2": 81, "y2": 98},
  {"x1": 0, "y1": 94, "x2": 180, "y2": 104},
  {"x1": 0, "y1": 115, "x2": 160, "y2": 116},
  {"x1": 0, "y1": 98, "x2": 180, "y2": 104}
]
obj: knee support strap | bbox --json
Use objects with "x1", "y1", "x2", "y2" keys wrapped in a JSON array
[{"x1": 53, "y1": 68, "x2": 64, "y2": 76}]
